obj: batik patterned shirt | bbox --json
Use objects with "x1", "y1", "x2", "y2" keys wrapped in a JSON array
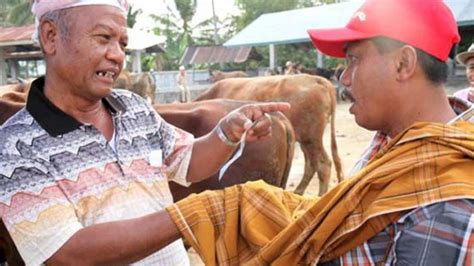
[{"x1": 0, "y1": 77, "x2": 193, "y2": 265}]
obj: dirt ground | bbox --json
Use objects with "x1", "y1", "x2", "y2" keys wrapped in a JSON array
[{"x1": 187, "y1": 101, "x2": 374, "y2": 264}]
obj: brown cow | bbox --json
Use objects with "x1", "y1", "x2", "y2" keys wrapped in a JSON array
[
  {"x1": 297, "y1": 65, "x2": 335, "y2": 80},
  {"x1": 0, "y1": 82, "x2": 31, "y2": 98},
  {"x1": 0, "y1": 99, "x2": 24, "y2": 125},
  {"x1": 209, "y1": 70, "x2": 248, "y2": 83},
  {"x1": 155, "y1": 99, "x2": 296, "y2": 202},
  {"x1": 114, "y1": 69, "x2": 156, "y2": 103},
  {"x1": 0, "y1": 83, "x2": 30, "y2": 125},
  {"x1": 195, "y1": 74, "x2": 343, "y2": 195}
]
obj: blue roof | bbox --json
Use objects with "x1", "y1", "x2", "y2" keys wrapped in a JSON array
[{"x1": 224, "y1": 0, "x2": 474, "y2": 47}]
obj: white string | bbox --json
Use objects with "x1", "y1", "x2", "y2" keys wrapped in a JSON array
[
  {"x1": 448, "y1": 104, "x2": 474, "y2": 124},
  {"x1": 219, "y1": 130, "x2": 247, "y2": 180}
]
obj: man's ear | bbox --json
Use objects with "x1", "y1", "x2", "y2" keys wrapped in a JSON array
[
  {"x1": 394, "y1": 45, "x2": 417, "y2": 81},
  {"x1": 39, "y1": 20, "x2": 59, "y2": 55}
]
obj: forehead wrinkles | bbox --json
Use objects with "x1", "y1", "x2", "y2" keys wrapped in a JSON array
[{"x1": 67, "y1": 6, "x2": 126, "y2": 29}]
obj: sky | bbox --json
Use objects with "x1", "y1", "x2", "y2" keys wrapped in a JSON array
[{"x1": 127, "y1": 0, "x2": 241, "y2": 31}]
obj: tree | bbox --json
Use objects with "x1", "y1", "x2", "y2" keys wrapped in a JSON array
[
  {"x1": 127, "y1": 4, "x2": 142, "y2": 28},
  {"x1": 234, "y1": 0, "x2": 299, "y2": 32},
  {"x1": 0, "y1": 0, "x2": 33, "y2": 27},
  {"x1": 151, "y1": 0, "x2": 216, "y2": 70},
  {"x1": 228, "y1": 0, "x2": 341, "y2": 70}
]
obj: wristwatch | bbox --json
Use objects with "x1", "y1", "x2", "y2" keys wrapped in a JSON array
[{"x1": 216, "y1": 123, "x2": 240, "y2": 146}]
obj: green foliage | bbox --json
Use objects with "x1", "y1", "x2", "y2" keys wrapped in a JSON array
[
  {"x1": 234, "y1": 0, "x2": 299, "y2": 32},
  {"x1": 0, "y1": 0, "x2": 33, "y2": 27},
  {"x1": 151, "y1": 0, "x2": 203, "y2": 70},
  {"x1": 127, "y1": 4, "x2": 142, "y2": 28},
  {"x1": 149, "y1": 0, "x2": 343, "y2": 71}
]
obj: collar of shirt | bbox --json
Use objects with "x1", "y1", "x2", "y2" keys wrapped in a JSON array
[{"x1": 26, "y1": 76, "x2": 127, "y2": 137}]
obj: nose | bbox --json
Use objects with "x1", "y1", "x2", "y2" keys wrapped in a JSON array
[
  {"x1": 339, "y1": 66, "x2": 352, "y2": 87},
  {"x1": 106, "y1": 41, "x2": 125, "y2": 66}
]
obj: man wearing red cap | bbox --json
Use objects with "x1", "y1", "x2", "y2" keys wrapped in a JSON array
[
  {"x1": 129, "y1": 0, "x2": 473, "y2": 265},
  {"x1": 0, "y1": 0, "x2": 289, "y2": 265}
]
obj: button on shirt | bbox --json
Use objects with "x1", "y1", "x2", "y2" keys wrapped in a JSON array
[{"x1": 0, "y1": 77, "x2": 194, "y2": 265}]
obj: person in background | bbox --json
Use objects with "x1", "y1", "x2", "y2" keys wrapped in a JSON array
[
  {"x1": 176, "y1": 65, "x2": 191, "y2": 102},
  {"x1": 454, "y1": 43, "x2": 474, "y2": 102},
  {"x1": 0, "y1": 0, "x2": 289, "y2": 265},
  {"x1": 284, "y1": 60, "x2": 299, "y2": 75}
]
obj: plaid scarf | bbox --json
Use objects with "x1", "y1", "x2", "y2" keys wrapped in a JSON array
[{"x1": 167, "y1": 121, "x2": 474, "y2": 265}]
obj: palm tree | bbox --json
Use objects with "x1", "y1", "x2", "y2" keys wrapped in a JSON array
[
  {"x1": 127, "y1": 4, "x2": 142, "y2": 28},
  {"x1": 152, "y1": 0, "x2": 216, "y2": 69}
]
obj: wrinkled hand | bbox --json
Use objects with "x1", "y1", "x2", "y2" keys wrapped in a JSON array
[{"x1": 218, "y1": 102, "x2": 291, "y2": 143}]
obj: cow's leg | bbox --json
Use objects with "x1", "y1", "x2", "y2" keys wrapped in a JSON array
[
  {"x1": 294, "y1": 141, "x2": 331, "y2": 195},
  {"x1": 295, "y1": 142, "x2": 316, "y2": 195}
]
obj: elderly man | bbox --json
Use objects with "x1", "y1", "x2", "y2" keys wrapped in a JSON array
[
  {"x1": 0, "y1": 1, "x2": 289, "y2": 265},
  {"x1": 122, "y1": 0, "x2": 472, "y2": 265}
]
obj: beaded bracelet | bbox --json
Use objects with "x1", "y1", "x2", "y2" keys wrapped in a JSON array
[{"x1": 215, "y1": 123, "x2": 240, "y2": 146}]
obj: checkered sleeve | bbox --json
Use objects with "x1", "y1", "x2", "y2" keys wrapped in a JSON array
[{"x1": 389, "y1": 199, "x2": 474, "y2": 265}]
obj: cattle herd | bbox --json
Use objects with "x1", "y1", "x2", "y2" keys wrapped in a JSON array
[{"x1": 0, "y1": 71, "x2": 344, "y2": 199}]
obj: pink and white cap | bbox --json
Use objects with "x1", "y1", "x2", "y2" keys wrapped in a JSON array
[{"x1": 32, "y1": 0, "x2": 129, "y2": 44}]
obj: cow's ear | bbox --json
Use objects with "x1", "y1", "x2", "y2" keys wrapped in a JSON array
[
  {"x1": 39, "y1": 20, "x2": 59, "y2": 55},
  {"x1": 394, "y1": 45, "x2": 417, "y2": 82}
]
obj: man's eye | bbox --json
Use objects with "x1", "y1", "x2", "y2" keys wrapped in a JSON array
[{"x1": 97, "y1": 34, "x2": 111, "y2": 40}]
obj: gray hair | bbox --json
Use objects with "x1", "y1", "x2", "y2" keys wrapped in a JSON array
[{"x1": 34, "y1": 8, "x2": 72, "y2": 50}]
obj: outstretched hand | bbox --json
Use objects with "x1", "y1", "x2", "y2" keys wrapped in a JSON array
[{"x1": 218, "y1": 102, "x2": 291, "y2": 143}]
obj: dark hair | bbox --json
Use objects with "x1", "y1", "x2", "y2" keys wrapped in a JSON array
[{"x1": 371, "y1": 37, "x2": 449, "y2": 85}]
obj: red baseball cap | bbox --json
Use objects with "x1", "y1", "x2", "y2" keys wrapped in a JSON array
[{"x1": 307, "y1": 0, "x2": 460, "y2": 61}]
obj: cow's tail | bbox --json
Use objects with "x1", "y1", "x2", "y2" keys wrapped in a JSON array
[
  {"x1": 275, "y1": 112, "x2": 296, "y2": 189},
  {"x1": 329, "y1": 85, "x2": 344, "y2": 182}
]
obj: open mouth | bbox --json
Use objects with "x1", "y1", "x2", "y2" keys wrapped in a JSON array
[{"x1": 96, "y1": 71, "x2": 116, "y2": 79}]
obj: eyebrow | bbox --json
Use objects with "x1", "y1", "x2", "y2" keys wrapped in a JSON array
[{"x1": 92, "y1": 24, "x2": 128, "y2": 39}]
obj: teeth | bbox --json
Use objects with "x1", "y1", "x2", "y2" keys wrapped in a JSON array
[{"x1": 97, "y1": 71, "x2": 115, "y2": 78}]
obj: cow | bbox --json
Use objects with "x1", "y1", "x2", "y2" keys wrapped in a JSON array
[
  {"x1": 114, "y1": 69, "x2": 156, "y2": 103},
  {"x1": 0, "y1": 99, "x2": 24, "y2": 125},
  {"x1": 0, "y1": 82, "x2": 30, "y2": 97},
  {"x1": 155, "y1": 99, "x2": 296, "y2": 202},
  {"x1": 297, "y1": 65, "x2": 335, "y2": 81},
  {"x1": 195, "y1": 74, "x2": 343, "y2": 195},
  {"x1": 209, "y1": 70, "x2": 248, "y2": 83}
]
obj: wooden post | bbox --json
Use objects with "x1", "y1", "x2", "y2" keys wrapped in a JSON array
[
  {"x1": 0, "y1": 48, "x2": 7, "y2": 85},
  {"x1": 269, "y1": 44, "x2": 276, "y2": 69},
  {"x1": 132, "y1": 50, "x2": 142, "y2": 73},
  {"x1": 317, "y1": 49, "x2": 325, "y2": 68},
  {"x1": 8, "y1": 60, "x2": 18, "y2": 80}
]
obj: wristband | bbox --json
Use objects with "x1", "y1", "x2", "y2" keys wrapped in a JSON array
[{"x1": 216, "y1": 123, "x2": 240, "y2": 146}]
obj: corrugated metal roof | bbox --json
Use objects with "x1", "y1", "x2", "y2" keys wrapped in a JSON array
[
  {"x1": 0, "y1": 25, "x2": 36, "y2": 47},
  {"x1": 179, "y1": 46, "x2": 254, "y2": 65},
  {"x1": 224, "y1": 0, "x2": 474, "y2": 47},
  {"x1": 0, "y1": 25, "x2": 165, "y2": 52}
]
